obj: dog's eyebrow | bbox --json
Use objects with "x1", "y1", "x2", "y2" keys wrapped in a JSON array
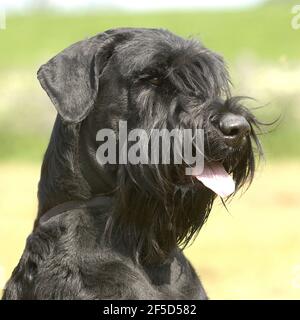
[
  {"x1": 138, "y1": 63, "x2": 169, "y2": 77},
  {"x1": 137, "y1": 69, "x2": 165, "y2": 80}
]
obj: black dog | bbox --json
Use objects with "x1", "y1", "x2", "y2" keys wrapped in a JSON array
[{"x1": 2, "y1": 28, "x2": 262, "y2": 300}]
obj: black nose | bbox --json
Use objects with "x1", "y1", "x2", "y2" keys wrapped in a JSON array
[{"x1": 218, "y1": 113, "x2": 250, "y2": 146}]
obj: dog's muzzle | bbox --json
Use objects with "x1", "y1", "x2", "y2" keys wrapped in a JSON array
[
  {"x1": 216, "y1": 112, "x2": 250, "y2": 147},
  {"x1": 190, "y1": 113, "x2": 251, "y2": 199}
]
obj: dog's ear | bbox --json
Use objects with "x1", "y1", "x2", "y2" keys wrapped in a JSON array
[{"x1": 37, "y1": 32, "x2": 121, "y2": 123}]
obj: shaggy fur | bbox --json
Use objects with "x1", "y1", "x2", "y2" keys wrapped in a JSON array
[{"x1": 2, "y1": 28, "x2": 262, "y2": 300}]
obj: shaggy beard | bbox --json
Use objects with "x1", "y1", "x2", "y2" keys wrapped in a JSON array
[
  {"x1": 104, "y1": 163, "x2": 215, "y2": 264},
  {"x1": 103, "y1": 100, "x2": 264, "y2": 265}
]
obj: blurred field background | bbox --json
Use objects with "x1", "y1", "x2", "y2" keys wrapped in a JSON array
[{"x1": 0, "y1": 0, "x2": 300, "y2": 299}]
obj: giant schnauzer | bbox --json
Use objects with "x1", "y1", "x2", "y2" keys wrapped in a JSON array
[{"x1": 2, "y1": 28, "x2": 262, "y2": 299}]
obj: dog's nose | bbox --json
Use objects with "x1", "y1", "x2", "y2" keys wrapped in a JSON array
[{"x1": 218, "y1": 113, "x2": 250, "y2": 146}]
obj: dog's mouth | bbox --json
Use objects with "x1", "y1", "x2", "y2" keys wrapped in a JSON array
[
  {"x1": 174, "y1": 160, "x2": 235, "y2": 198},
  {"x1": 191, "y1": 161, "x2": 235, "y2": 198}
]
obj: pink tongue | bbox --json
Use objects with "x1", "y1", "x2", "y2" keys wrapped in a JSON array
[{"x1": 192, "y1": 162, "x2": 235, "y2": 198}]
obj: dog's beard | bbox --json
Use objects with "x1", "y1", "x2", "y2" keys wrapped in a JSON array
[
  {"x1": 103, "y1": 97, "x2": 263, "y2": 265},
  {"x1": 107, "y1": 163, "x2": 215, "y2": 264}
]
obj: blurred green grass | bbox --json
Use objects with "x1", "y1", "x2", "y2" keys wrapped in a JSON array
[
  {"x1": 1, "y1": 5, "x2": 299, "y2": 69},
  {"x1": 0, "y1": 3, "x2": 299, "y2": 161},
  {"x1": 0, "y1": 131, "x2": 47, "y2": 162}
]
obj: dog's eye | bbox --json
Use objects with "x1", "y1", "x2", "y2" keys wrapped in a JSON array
[{"x1": 148, "y1": 77, "x2": 162, "y2": 86}]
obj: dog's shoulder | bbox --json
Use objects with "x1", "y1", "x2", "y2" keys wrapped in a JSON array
[
  {"x1": 3, "y1": 204, "x2": 111, "y2": 299},
  {"x1": 36, "y1": 204, "x2": 110, "y2": 254},
  {"x1": 3, "y1": 205, "x2": 162, "y2": 299}
]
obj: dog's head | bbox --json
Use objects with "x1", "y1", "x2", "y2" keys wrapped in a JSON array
[{"x1": 38, "y1": 28, "x2": 263, "y2": 262}]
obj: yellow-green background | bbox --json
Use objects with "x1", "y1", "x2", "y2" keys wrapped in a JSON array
[{"x1": 1, "y1": 1, "x2": 300, "y2": 299}]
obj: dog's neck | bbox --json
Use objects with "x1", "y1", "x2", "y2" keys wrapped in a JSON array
[
  {"x1": 36, "y1": 116, "x2": 117, "y2": 224},
  {"x1": 78, "y1": 117, "x2": 117, "y2": 195},
  {"x1": 35, "y1": 117, "x2": 91, "y2": 225}
]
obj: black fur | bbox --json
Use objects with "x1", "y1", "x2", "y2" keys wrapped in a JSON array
[{"x1": 2, "y1": 28, "x2": 262, "y2": 300}]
